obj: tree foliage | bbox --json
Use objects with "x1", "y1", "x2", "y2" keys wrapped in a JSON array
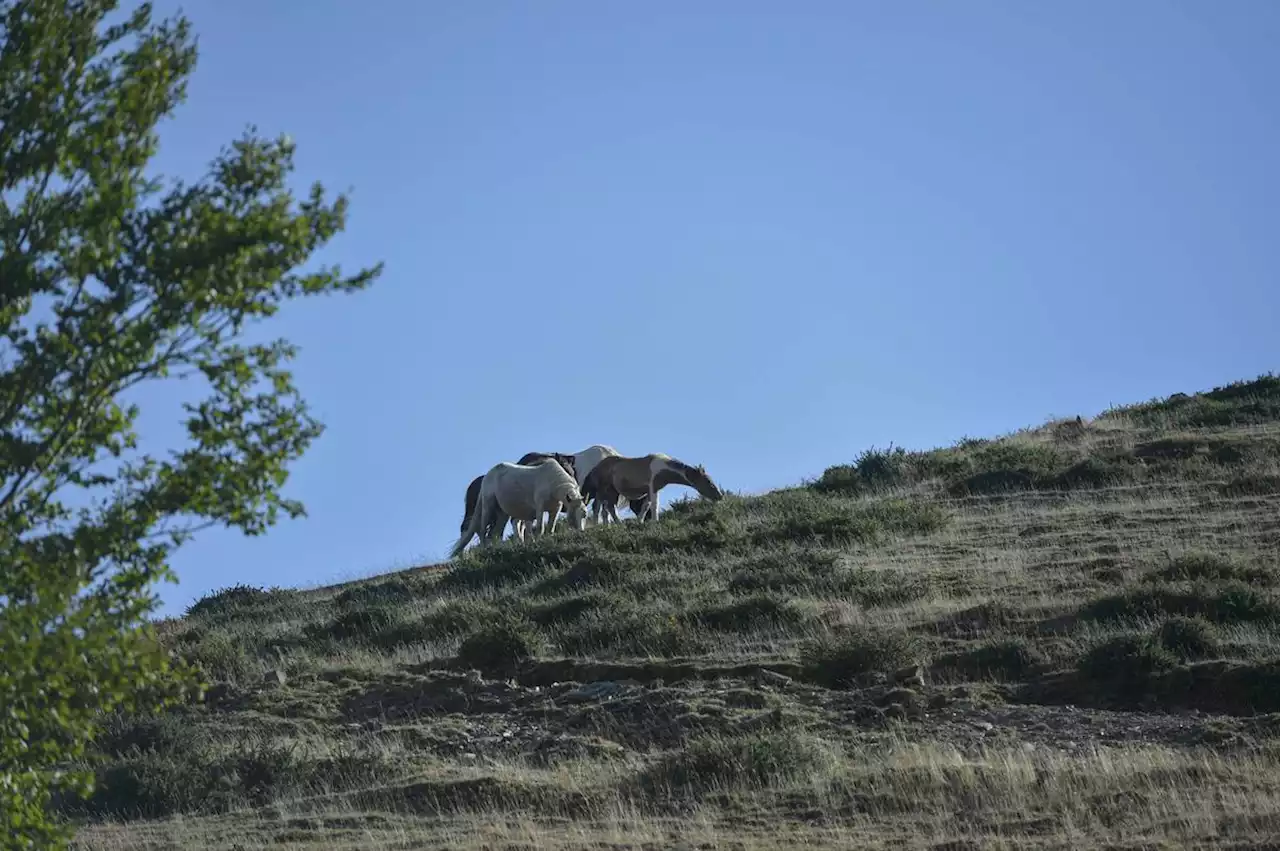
[{"x1": 0, "y1": 1, "x2": 382, "y2": 844}]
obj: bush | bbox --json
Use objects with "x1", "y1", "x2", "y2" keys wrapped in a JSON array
[
  {"x1": 553, "y1": 607, "x2": 700, "y2": 658},
  {"x1": 73, "y1": 741, "x2": 389, "y2": 819},
  {"x1": 1048, "y1": 456, "x2": 1135, "y2": 490},
  {"x1": 1144, "y1": 553, "x2": 1271, "y2": 586},
  {"x1": 186, "y1": 584, "x2": 299, "y2": 622},
  {"x1": 442, "y1": 536, "x2": 589, "y2": 591},
  {"x1": 1080, "y1": 582, "x2": 1280, "y2": 625},
  {"x1": 754, "y1": 507, "x2": 880, "y2": 546},
  {"x1": 800, "y1": 627, "x2": 922, "y2": 688},
  {"x1": 1077, "y1": 635, "x2": 1178, "y2": 701},
  {"x1": 303, "y1": 607, "x2": 400, "y2": 644},
  {"x1": 638, "y1": 730, "x2": 840, "y2": 795},
  {"x1": 1156, "y1": 616, "x2": 1220, "y2": 660},
  {"x1": 934, "y1": 639, "x2": 1047, "y2": 682},
  {"x1": 727, "y1": 550, "x2": 841, "y2": 595},
  {"x1": 335, "y1": 580, "x2": 419, "y2": 608},
  {"x1": 526, "y1": 592, "x2": 613, "y2": 626},
  {"x1": 838, "y1": 567, "x2": 932, "y2": 607},
  {"x1": 812, "y1": 446, "x2": 913, "y2": 494},
  {"x1": 856, "y1": 499, "x2": 949, "y2": 536},
  {"x1": 178, "y1": 631, "x2": 255, "y2": 683},
  {"x1": 456, "y1": 616, "x2": 544, "y2": 674},
  {"x1": 419, "y1": 599, "x2": 507, "y2": 639},
  {"x1": 688, "y1": 594, "x2": 806, "y2": 632},
  {"x1": 1109, "y1": 374, "x2": 1280, "y2": 428}
]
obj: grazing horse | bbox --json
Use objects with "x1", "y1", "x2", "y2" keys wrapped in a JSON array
[
  {"x1": 581, "y1": 453, "x2": 723, "y2": 524},
  {"x1": 460, "y1": 452, "x2": 576, "y2": 540},
  {"x1": 450, "y1": 458, "x2": 587, "y2": 558},
  {"x1": 568, "y1": 444, "x2": 648, "y2": 521}
]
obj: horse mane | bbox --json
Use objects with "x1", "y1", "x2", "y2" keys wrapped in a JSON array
[{"x1": 518, "y1": 451, "x2": 577, "y2": 479}]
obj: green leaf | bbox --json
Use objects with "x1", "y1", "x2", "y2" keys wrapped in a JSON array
[{"x1": 0, "y1": 0, "x2": 382, "y2": 845}]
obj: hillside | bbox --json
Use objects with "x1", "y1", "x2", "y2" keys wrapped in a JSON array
[{"x1": 66, "y1": 375, "x2": 1280, "y2": 850}]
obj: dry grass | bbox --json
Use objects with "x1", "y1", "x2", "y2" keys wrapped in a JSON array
[{"x1": 65, "y1": 374, "x2": 1280, "y2": 849}]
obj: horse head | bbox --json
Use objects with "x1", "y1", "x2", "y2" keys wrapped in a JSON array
[
  {"x1": 687, "y1": 463, "x2": 724, "y2": 502},
  {"x1": 565, "y1": 491, "x2": 588, "y2": 531}
]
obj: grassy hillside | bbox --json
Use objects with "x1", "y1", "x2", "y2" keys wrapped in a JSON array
[{"x1": 66, "y1": 375, "x2": 1280, "y2": 850}]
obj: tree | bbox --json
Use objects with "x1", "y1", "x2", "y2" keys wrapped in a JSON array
[{"x1": 0, "y1": 1, "x2": 382, "y2": 845}]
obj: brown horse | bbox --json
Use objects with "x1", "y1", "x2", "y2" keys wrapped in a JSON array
[
  {"x1": 580, "y1": 453, "x2": 723, "y2": 523},
  {"x1": 460, "y1": 452, "x2": 576, "y2": 539}
]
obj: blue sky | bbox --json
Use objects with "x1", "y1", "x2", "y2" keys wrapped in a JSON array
[{"x1": 142, "y1": 0, "x2": 1279, "y2": 616}]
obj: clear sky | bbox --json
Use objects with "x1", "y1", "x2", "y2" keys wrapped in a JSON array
[{"x1": 141, "y1": 0, "x2": 1279, "y2": 616}]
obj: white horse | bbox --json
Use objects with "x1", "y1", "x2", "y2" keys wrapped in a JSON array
[{"x1": 450, "y1": 459, "x2": 588, "y2": 558}]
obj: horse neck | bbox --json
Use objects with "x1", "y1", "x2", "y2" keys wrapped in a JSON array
[{"x1": 573, "y1": 446, "x2": 618, "y2": 485}]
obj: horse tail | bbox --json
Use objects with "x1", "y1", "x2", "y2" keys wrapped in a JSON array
[
  {"x1": 451, "y1": 478, "x2": 488, "y2": 558},
  {"x1": 461, "y1": 475, "x2": 483, "y2": 535}
]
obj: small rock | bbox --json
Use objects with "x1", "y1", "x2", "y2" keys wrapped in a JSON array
[
  {"x1": 462, "y1": 752, "x2": 477, "y2": 761},
  {"x1": 928, "y1": 693, "x2": 950, "y2": 710},
  {"x1": 262, "y1": 669, "x2": 286, "y2": 688},
  {"x1": 563, "y1": 681, "x2": 623, "y2": 703},
  {"x1": 755, "y1": 669, "x2": 793, "y2": 688},
  {"x1": 894, "y1": 664, "x2": 927, "y2": 688},
  {"x1": 973, "y1": 721, "x2": 994, "y2": 732},
  {"x1": 883, "y1": 703, "x2": 908, "y2": 720}
]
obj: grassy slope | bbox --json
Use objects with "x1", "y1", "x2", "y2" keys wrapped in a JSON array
[{"x1": 67, "y1": 375, "x2": 1280, "y2": 850}]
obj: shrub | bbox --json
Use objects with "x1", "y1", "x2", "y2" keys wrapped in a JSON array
[
  {"x1": 638, "y1": 730, "x2": 840, "y2": 795},
  {"x1": 526, "y1": 592, "x2": 612, "y2": 626},
  {"x1": 456, "y1": 616, "x2": 544, "y2": 674},
  {"x1": 303, "y1": 607, "x2": 400, "y2": 644},
  {"x1": 442, "y1": 536, "x2": 589, "y2": 591},
  {"x1": 419, "y1": 599, "x2": 508, "y2": 639},
  {"x1": 178, "y1": 631, "x2": 255, "y2": 683},
  {"x1": 812, "y1": 446, "x2": 913, "y2": 494},
  {"x1": 335, "y1": 580, "x2": 418, "y2": 608},
  {"x1": 838, "y1": 567, "x2": 932, "y2": 607},
  {"x1": 1156, "y1": 616, "x2": 1220, "y2": 660},
  {"x1": 1109, "y1": 374, "x2": 1280, "y2": 428},
  {"x1": 934, "y1": 639, "x2": 1047, "y2": 682},
  {"x1": 1049, "y1": 456, "x2": 1135, "y2": 490},
  {"x1": 1077, "y1": 635, "x2": 1177, "y2": 701},
  {"x1": 1080, "y1": 582, "x2": 1280, "y2": 625},
  {"x1": 186, "y1": 584, "x2": 298, "y2": 621},
  {"x1": 800, "y1": 627, "x2": 922, "y2": 688},
  {"x1": 1144, "y1": 553, "x2": 1271, "y2": 585},
  {"x1": 856, "y1": 499, "x2": 949, "y2": 536},
  {"x1": 726, "y1": 550, "x2": 840, "y2": 595},
  {"x1": 754, "y1": 508, "x2": 880, "y2": 546},
  {"x1": 1219, "y1": 474, "x2": 1280, "y2": 497},
  {"x1": 688, "y1": 594, "x2": 806, "y2": 632},
  {"x1": 948, "y1": 469, "x2": 1035, "y2": 497},
  {"x1": 553, "y1": 607, "x2": 700, "y2": 658}
]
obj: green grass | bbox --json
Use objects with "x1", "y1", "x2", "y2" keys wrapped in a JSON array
[{"x1": 68, "y1": 372, "x2": 1280, "y2": 850}]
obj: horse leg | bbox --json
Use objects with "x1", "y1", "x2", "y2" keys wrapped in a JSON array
[
  {"x1": 647, "y1": 485, "x2": 660, "y2": 522},
  {"x1": 604, "y1": 493, "x2": 623, "y2": 524},
  {"x1": 544, "y1": 502, "x2": 562, "y2": 535}
]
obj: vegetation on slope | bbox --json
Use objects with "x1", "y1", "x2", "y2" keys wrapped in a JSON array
[{"x1": 65, "y1": 373, "x2": 1280, "y2": 849}]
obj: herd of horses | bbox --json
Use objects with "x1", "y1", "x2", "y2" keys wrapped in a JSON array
[{"x1": 450, "y1": 444, "x2": 724, "y2": 558}]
